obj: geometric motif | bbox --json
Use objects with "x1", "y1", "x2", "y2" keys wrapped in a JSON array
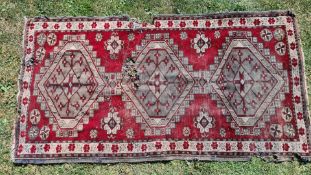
[
  {"x1": 121, "y1": 33, "x2": 195, "y2": 136},
  {"x1": 89, "y1": 129, "x2": 98, "y2": 139},
  {"x1": 284, "y1": 123, "x2": 295, "y2": 138},
  {"x1": 39, "y1": 126, "x2": 50, "y2": 140},
  {"x1": 282, "y1": 107, "x2": 293, "y2": 122},
  {"x1": 270, "y1": 124, "x2": 282, "y2": 138},
  {"x1": 191, "y1": 32, "x2": 211, "y2": 55},
  {"x1": 105, "y1": 32, "x2": 124, "y2": 59},
  {"x1": 210, "y1": 31, "x2": 289, "y2": 134},
  {"x1": 47, "y1": 33, "x2": 57, "y2": 46},
  {"x1": 95, "y1": 33, "x2": 103, "y2": 42},
  {"x1": 29, "y1": 109, "x2": 41, "y2": 125},
  {"x1": 37, "y1": 33, "x2": 46, "y2": 46},
  {"x1": 101, "y1": 107, "x2": 121, "y2": 135},
  {"x1": 194, "y1": 107, "x2": 214, "y2": 134},
  {"x1": 34, "y1": 35, "x2": 106, "y2": 137},
  {"x1": 28, "y1": 126, "x2": 39, "y2": 140},
  {"x1": 275, "y1": 42, "x2": 286, "y2": 56},
  {"x1": 260, "y1": 29, "x2": 273, "y2": 42},
  {"x1": 35, "y1": 47, "x2": 45, "y2": 61},
  {"x1": 273, "y1": 28, "x2": 285, "y2": 41}
]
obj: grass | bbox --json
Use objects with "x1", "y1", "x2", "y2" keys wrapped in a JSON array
[{"x1": 0, "y1": 0, "x2": 310, "y2": 174}]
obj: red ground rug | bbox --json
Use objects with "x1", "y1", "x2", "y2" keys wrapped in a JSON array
[{"x1": 12, "y1": 11, "x2": 310, "y2": 164}]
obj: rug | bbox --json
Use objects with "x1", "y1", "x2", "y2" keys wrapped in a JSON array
[{"x1": 12, "y1": 11, "x2": 311, "y2": 164}]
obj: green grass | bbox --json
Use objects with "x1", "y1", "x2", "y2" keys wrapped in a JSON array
[{"x1": 0, "y1": 0, "x2": 310, "y2": 174}]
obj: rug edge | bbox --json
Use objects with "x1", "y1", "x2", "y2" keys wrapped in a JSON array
[
  {"x1": 11, "y1": 16, "x2": 29, "y2": 164},
  {"x1": 152, "y1": 10, "x2": 295, "y2": 21},
  {"x1": 22, "y1": 10, "x2": 295, "y2": 23},
  {"x1": 292, "y1": 12, "x2": 311, "y2": 160},
  {"x1": 13, "y1": 155, "x2": 295, "y2": 164}
]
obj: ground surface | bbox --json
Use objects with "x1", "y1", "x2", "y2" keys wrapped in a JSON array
[{"x1": 0, "y1": 0, "x2": 310, "y2": 174}]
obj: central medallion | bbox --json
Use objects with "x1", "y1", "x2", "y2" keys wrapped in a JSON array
[
  {"x1": 134, "y1": 49, "x2": 190, "y2": 117},
  {"x1": 44, "y1": 50, "x2": 98, "y2": 119},
  {"x1": 35, "y1": 35, "x2": 106, "y2": 137},
  {"x1": 211, "y1": 38, "x2": 285, "y2": 127},
  {"x1": 121, "y1": 34, "x2": 194, "y2": 135}
]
